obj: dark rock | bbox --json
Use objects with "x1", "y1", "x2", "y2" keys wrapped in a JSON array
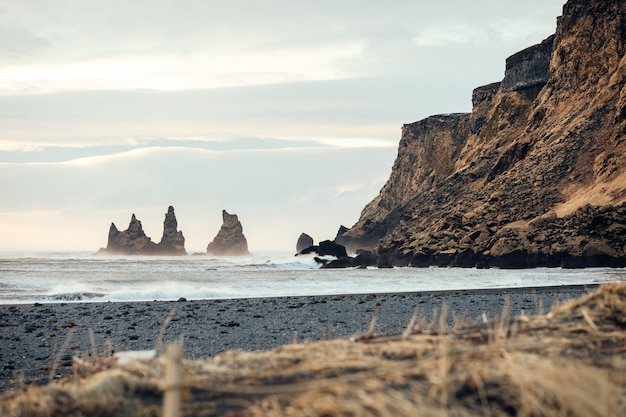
[
  {"x1": 409, "y1": 251, "x2": 432, "y2": 268},
  {"x1": 450, "y1": 248, "x2": 477, "y2": 268},
  {"x1": 435, "y1": 251, "x2": 458, "y2": 267},
  {"x1": 298, "y1": 246, "x2": 319, "y2": 255},
  {"x1": 502, "y1": 35, "x2": 554, "y2": 92},
  {"x1": 296, "y1": 233, "x2": 314, "y2": 254},
  {"x1": 318, "y1": 240, "x2": 348, "y2": 258},
  {"x1": 158, "y1": 206, "x2": 186, "y2": 255},
  {"x1": 335, "y1": 225, "x2": 349, "y2": 240},
  {"x1": 380, "y1": 252, "x2": 411, "y2": 267},
  {"x1": 206, "y1": 210, "x2": 250, "y2": 256},
  {"x1": 376, "y1": 254, "x2": 394, "y2": 269},
  {"x1": 561, "y1": 256, "x2": 588, "y2": 269},
  {"x1": 377, "y1": 260, "x2": 393, "y2": 269},
  {"x1": 313, "y1": 248, "x2": 380, "y2": 269},
  {"x1": 472, "y1": 82, "x2": 500, "y2": 110},
  {"x1": 320, "y1": 258, "x2": 355, "y2": 269},
  {"x1": 491, "y1": 249, "x2": 529, "y2": 269},
  {"x1": 353, "y1": 250, "x2": 378, "y2": 268}
]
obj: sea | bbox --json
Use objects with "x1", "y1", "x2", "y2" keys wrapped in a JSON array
[{"x1": 1, "y1": 251, "x2": 625, "y2": 304}]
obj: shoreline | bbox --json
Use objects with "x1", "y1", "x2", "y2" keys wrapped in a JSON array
[{"x1": 0, "y1": 283, "x2": 599, "y2": 393}]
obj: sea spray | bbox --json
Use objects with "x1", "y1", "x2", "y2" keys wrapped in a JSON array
[{"x1": 0, "y1": 251, "x2": 624, "y2": 304}]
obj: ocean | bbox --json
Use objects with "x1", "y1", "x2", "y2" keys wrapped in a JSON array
[{"x1": 1, "y1": 251, "x2": 625, "y2": 304}]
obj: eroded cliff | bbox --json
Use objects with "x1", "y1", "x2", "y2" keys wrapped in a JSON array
[{"x1": 339, "y1": 0, "x2": 626, "y2": 268}]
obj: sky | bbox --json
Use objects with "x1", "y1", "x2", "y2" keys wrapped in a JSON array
[{"x1": 0, "y1": 0, "x2": 566, "y2": 253}]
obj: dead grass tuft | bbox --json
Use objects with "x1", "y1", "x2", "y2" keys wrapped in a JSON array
[{"x1": 2, "y1": 283, "x2": 626, "y2": 416}]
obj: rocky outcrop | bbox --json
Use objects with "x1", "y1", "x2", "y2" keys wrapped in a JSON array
[
  {"x1": 158, "y1": 206, "x2": 187, "y2": 255},
  {"x1": 97, "y1": 206, "x2": 186, "y2": 255},
  {"x1": 295, "y1": 236, "x2": 382, "y2": 269},
  {"x1": 296, "y1": 233, "x2": 314, "y2": 254},
  {"x1": 338, "y1": 0, "x2": 626, "y2": 268},
  {"x1": 206, "y1": 210, "x2": 250, "y2": 256},
  {"x1": 318, "y1": 240, "x2": 348, "y2": 258},
  {"x1": 101, "y1": 214, "x2": 156, "y2": 255},
  {"x1": 502, "y1": 35, "x2": 554, "y2": 92}
]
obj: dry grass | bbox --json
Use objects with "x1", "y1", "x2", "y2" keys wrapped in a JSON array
[{"x1": 2, "y1": 283, "x2": 626, "y2": 417}]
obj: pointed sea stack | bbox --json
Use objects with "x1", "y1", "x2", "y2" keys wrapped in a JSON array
[
  {"x1": 158, "y1": 206, "x2": 187, "y2": 255},
  {"x1": 98, "y1": 213, "x2": 157, "y2": 255},
  {"x1": 206, "y1": 210, "x2": 250, "y2": 256},
  {"x1": 96, "y1": 206, "x2": 187, "y2": 255}
]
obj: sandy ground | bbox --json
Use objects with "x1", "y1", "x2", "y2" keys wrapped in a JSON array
[{"x1": 0, "y1": 284, "x2": 598, "y2": 393}]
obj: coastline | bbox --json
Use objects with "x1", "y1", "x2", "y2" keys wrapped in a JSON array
[{"x1": 0, "y1": 283, "x2": 599, "y2": 392}]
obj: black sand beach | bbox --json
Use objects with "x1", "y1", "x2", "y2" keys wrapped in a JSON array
[{"x1": 0, "y1": 284, "x2": 598, "y2": 393}]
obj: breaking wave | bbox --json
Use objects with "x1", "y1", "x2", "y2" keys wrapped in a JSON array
[{"x1": 1, "y1": 251, "x2": 625, "y2": 304}]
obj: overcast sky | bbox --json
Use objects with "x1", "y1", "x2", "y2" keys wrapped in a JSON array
[{"x1": 0, "y1": 0, "x2": 565, "y2": 252}]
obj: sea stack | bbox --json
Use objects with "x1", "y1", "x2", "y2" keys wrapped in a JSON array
[
  {"x1": 98, "y1": 213, "x2": 157, "y2": 255},
  {"x1": 97, "y1": 206, "x2": 187, "y2": 255},
  {"x1": 296, "y1": 233, "x2": 314, "y2": 254},
  {"x1": 157, "y1": 206, "x2": 187, "y2": 255},
  {"x1": 206, "y1": 210, "x2": 250, "y2": 256}
]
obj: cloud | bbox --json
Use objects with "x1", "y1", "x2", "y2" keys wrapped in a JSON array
[
  {"x1": 0, "y1": 0, "x2": 565, "y2": 93},
  {"x1": 0, "y1": 75, "x2": 480, "y2": 157}
]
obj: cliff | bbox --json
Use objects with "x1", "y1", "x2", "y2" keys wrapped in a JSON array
[{"x1": 338, "y1": 0, "x2": 626, "y2": 268}]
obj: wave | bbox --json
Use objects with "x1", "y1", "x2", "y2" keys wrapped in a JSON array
[
  {"x1": 2, "y1": 251, "x2": 626, "y2": 304},
  {"x1": 102, "y1": 288, "x2": 238, "y2": 302},
  {"x1": 43, "y1": 292, "x2": 107, "y2": 302}
]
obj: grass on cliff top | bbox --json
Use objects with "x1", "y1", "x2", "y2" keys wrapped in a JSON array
[{"x1": 1, "y1": 282, "x2": 626, "y2": 417}]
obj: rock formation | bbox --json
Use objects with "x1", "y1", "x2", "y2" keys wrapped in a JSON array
[
  {"x1": 296, "y1": 233, "x2": 314, "y2": 254},
  {"x1": 101, "y1": 214, "x2": 157, "y2": 255},
  {"x1": 318, "y1": 240, "x2": 348, "y2": 258},
  {"x1": 97, "y1": 206, "x2": 186, "y2": 255},
  {"x1": 206, "y1": 210, "x2": 250, "y2": 256},
  {"x1": 157, "y1": 206, "x2": 187, "y2": 255},
  {"x1": 338, "y1": 0, "x2": 626, "y2": 268}
]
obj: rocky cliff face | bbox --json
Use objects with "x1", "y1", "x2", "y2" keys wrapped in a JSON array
[
  {"x1": 97, "y1": 206, "x2": 187, "y2": 255},
  {"x1": 206, "y1": 210, "x2": 250, "y2": 256},
  {"x1": 338, "y1": 0, "x2": 626, "y2": 268}
]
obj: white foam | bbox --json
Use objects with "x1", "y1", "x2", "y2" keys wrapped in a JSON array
[{"x1": 1, "y1": 251, "x2": 625, "y2": 304}]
